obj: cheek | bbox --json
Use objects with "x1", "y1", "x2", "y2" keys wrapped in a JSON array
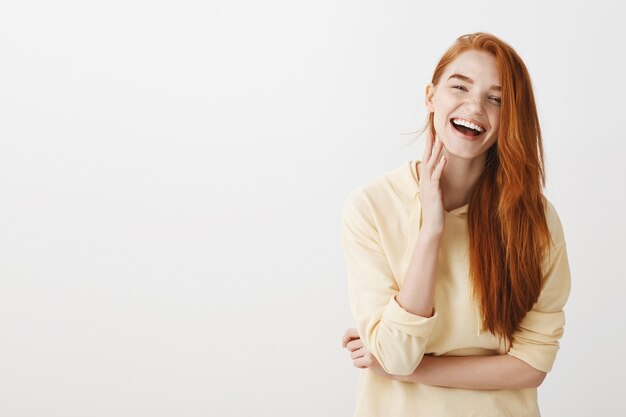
[
  {"x1": 433, "y1": 96, "x2": 458, "y2": 121},
  {"x1": 434, "y1": 93, "x2": 456, "y2": 109},
  {"x1": 433, "y1": 113, "x2": 449, "y2": 134},
  {"x1": 490, "y1": 118, "x2": 500, "y2": 135},
  {"x1": 489, "y1": 108, "x2": 500, "y2": 126}
]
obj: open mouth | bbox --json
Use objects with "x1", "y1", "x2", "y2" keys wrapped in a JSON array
[{"x1": 449, "y1": 118, "x2": 486, "y2": 138}]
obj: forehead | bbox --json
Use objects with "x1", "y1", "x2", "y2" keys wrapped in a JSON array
[{"x1": 442, "y1": 50, "x2": 500, "y2": 85}]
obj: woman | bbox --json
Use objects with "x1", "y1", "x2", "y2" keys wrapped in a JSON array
[{"x1": 339, "y1": 32, "x2": 571, "y2": 417}]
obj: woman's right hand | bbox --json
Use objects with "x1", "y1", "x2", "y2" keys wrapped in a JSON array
[{"x1": 417, "y1": 130, "x2": 447, "y2": 234}]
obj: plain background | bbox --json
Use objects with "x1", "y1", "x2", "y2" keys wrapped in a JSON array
[{"x1": 1, "y1": 0, "x2": 624, "y2": 416}]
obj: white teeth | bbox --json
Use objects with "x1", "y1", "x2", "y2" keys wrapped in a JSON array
[{"x1": 452, "y1": 118, "x2": 485, "y2": 132}]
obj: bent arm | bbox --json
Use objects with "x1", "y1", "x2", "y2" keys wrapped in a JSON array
[
  {"x1": 341, "y1": 191, "x2": 439, "y2": 376},
  {"x1": 392, "y1": 354, "x2": 546, "y2": 390},
  {"x1": 395, "y1": 227, "x2": 442, "y2": 317}
]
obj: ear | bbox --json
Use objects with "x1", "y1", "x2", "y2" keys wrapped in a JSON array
[{"x1": 425, "y1": 82, "x2": 435, "y2": 112}]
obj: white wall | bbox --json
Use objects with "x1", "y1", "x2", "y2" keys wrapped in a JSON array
[{"x1": 0, "y1": 0, "x2": 623, "y2": 416}]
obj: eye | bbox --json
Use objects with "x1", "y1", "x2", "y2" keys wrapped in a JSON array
[
  {"x1": 452, "y1": 85, "x2": 468, "y2": 91},
  {"x1": 490, "y1": 96, "x2": 502, "y2": 105}
]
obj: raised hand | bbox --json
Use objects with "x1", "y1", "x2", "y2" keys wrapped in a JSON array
[{"x1": 417, "y1": 130, "x2": 447, "y2": 234}]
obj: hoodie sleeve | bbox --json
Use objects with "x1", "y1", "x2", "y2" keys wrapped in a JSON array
[{"x1": 340, "y1": 189, "x2": 438, "y2": 376}]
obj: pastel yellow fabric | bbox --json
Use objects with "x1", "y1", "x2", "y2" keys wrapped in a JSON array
[{"x1": 340, "y1": 160, "x2": 571, "y2": 417}]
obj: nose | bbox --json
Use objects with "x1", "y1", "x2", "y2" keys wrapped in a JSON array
[{"x1": 465, "y1": 93, "x2": 485, "y2": 115}]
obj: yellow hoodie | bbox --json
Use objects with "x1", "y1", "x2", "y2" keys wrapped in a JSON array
[{"x1": 340, "y1": 160, "x2": 571, "y2": 417}]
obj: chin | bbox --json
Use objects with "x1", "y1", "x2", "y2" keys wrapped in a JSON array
[
  {"x1": 444, "y1": 149, "x2": 482, "y2": 160},
  {"x1": 436, "y1": 129, "x2": 493, "y2": 160},
  {"x1": 440, "y1": 139, "x2": 492, "y2": 161}
]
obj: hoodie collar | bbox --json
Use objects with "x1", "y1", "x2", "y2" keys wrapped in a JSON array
[{"x1": 385, "y1": 159, "x2": 468, "y2": 216}]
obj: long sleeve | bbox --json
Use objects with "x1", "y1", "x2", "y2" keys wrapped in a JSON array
[
  {"x1": 340, "y1": 189, "x2": 438, "y2": 376},
  {"x1": 506, "y1": 203, "x2": 572, "y2": 373}
]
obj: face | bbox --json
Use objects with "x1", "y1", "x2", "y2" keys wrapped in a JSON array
[{"x1": 425, "y1": 49, "x2": 501, "y2": 161}]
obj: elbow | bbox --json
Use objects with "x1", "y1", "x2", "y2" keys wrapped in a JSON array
[
  {"x1": 521, "y1": 367, "x2": 547, "y2": 388},
  {"x1": 366, "y1": 312, "x2": 436, "y2": 376},
  {"x1": 533, "y1": 370, "x2": 548, "y2": 388},
  {"x1": 507, "y1": 354, "x2": 549, "y2": 388}
]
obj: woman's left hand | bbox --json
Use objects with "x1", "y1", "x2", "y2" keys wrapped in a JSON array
[{"x1": 342, "y1": 328, "x2": 392, "y2": 378}]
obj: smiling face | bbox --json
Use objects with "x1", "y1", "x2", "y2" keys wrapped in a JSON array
[{"x1": 425, "y1": 49, "x2": 502, "y2": 160}]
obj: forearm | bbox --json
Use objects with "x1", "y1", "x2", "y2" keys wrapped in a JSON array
[
  {"x1": 393, "y1": 354, "x2": 546, "y2": 390},
  {"x1": 395, "y1": 228, "x2": 442, "y2": 317}
]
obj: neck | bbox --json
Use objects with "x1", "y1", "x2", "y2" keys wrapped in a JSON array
[{"x1": 439, "y1": 151, "x2": 486, "y2": 212}]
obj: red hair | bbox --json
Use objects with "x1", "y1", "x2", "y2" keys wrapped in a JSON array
[{"x1": 420, "y1": 32, "x2": 552, "y2": 346}]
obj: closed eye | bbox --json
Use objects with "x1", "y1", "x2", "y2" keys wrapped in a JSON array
[{"x1": 453, "y1": 85, "x2": 501, "y2": 105}]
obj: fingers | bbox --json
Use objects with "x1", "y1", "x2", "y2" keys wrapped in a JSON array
[
  {"x1": 341, "y1": 328, "x2": 359, "y2": 347},
  {"x1": 353, "y1": 353, "x2": 374, "y2": 369},
  {"x1": 426, "y1": 137, "x2": 444, "y2": 174},
  {"x1": 341, "y1": 331, "x2": 374, "y2": 370},
  {"x1": 343, "y1": 328, "x2": 358, "y2": 339},
  {"x1": 351, "y1": 346, "x2": 366, "y2": 360},
  {"x1": 432, "y1": 154, "x2": 446, "y2": 181},
  {"x1": 346, "y1": 338, "x2": 363, "y2": 352}
]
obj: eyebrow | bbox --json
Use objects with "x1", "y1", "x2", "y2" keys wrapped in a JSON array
[{"x1": 447, "y1": 73, "x2": 501, "y2": 91}]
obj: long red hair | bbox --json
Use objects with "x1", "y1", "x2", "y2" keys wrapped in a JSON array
[{"x1": 419, "y1": 32, "x2": 552, "y2": 347}]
